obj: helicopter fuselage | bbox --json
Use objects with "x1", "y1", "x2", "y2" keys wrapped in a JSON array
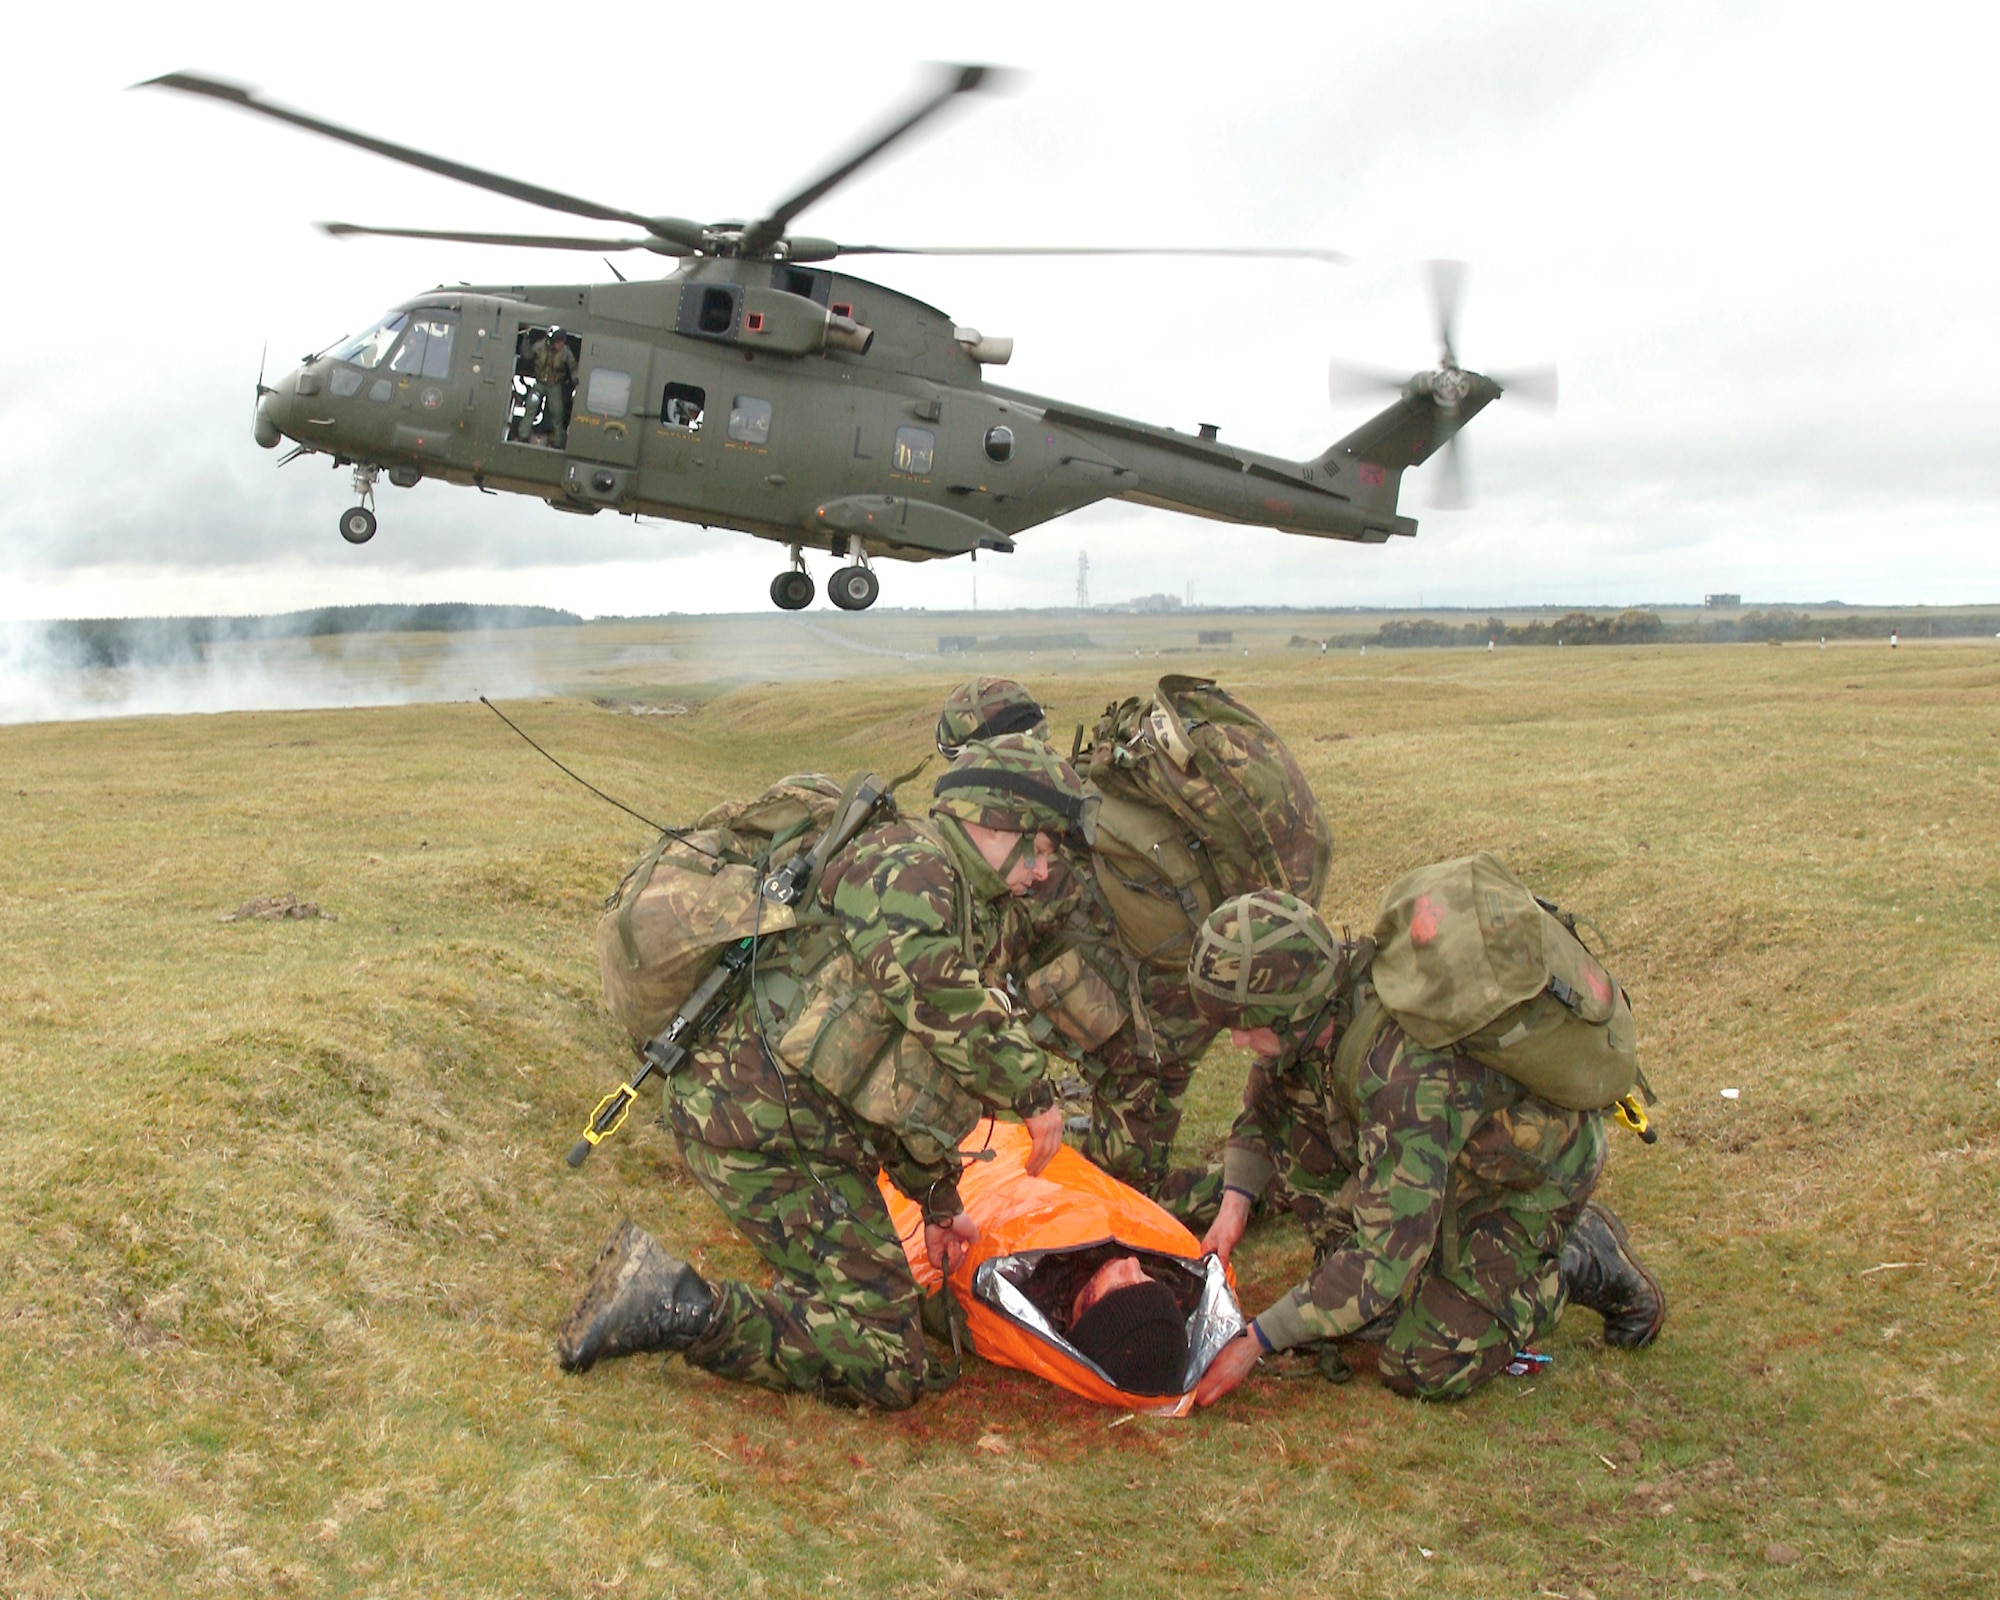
[{"x1": 257, "y1": 257, "x2": 1481, "y2": 604}]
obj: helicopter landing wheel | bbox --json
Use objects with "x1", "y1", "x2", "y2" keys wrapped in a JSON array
[
  {"x1": 770, "y1": 568, "x2": 815, "y2": 610},
  {"x1": 339, "y1": 506, "x2": 378, "y2": 545},
  {"x1": 828, "y1": 565, "x2": 880, "y2": 611}
]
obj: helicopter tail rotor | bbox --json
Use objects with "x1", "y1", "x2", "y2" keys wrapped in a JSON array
[{"x1": 1326, "y1": 261, "x2": 1553, "y2": 509}]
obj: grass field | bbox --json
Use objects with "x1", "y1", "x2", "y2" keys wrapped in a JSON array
[{"x1": 2, "y1": 630, "x2": 1996, "y2": 1597}]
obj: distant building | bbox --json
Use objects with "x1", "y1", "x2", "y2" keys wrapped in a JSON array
[
  {"x1": 1703, "y1": 593, "x2": 1741, "y2": 608},
  {"x1": 1197, "y1": 630, "x2": 1235, "y2": 645}
]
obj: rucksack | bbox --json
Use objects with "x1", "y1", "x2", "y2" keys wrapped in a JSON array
[
  {"x1": 1081, "y1": 676, "x2": 1332, "y2": 971},
  {"x1": 1364, "y1": 852, "x2": 1640, "y2": 1112},
  {"x1": 595, "y1": 774, "x2": 843, "y2": 1045}
]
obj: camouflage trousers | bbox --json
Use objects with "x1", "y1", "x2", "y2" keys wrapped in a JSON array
[
  {"x1": 1068, "y1": 974, "x2": 1230, "y2": 1228},
  {"x1": 1078, "y1": 1050, "x2": 1228, "y2": 1230},
  {"x1": 1342, "y1": 1140, "x2": 1603, "y2": 1403},
  {"x1": 677, "y1": 1138, "x2": 933, "y2": 1410}
]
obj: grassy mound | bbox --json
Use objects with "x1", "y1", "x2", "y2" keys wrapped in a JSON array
[{"x1": 2, "y1": 640, "x2": 1995, "y2": 1596}]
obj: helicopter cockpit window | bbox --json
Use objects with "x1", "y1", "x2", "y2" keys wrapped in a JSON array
[
  {"x1": 893, "y1": 426, "x2": 936, "y2": 476},
  {"x1": 727, "y1": 396, "x2": 773, "y2": 446},
  {"x1": 331, "y1": 312, "x2": 408, "y2": 370},
  {"x1": 662, "y1": 383, "x2": 705, "y2": 432},
  {"x1": 388, "y1": 313, "x2": 458, "y2": 380}
]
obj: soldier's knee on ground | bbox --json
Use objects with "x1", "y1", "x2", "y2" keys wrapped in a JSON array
[{"x1": 1375, "y1": 1338, "x2": 1515, "y2": 1402}]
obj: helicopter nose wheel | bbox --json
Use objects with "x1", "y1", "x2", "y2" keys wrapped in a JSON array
[{"x1": 341, "y1": 464, "x2": 380, "y2": 545}]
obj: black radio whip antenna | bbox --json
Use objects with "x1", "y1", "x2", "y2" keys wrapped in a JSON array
[{"x1": 480, "y1": 695, "x2": 670, "y2": 834}]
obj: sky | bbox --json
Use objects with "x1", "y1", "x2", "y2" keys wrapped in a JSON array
[{"x1": 4, "y1": 0, "x2": 1997, "y2": 621}]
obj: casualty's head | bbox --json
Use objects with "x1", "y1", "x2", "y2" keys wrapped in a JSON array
[
  {"x1": 1066, "y1": 1254, "x2": 1190, "y2": 1396},
  {"x1": 936, "y1": 677, "x2": 1048, "y2": 759},
  {"x1": 1187, "y1": 890, "x2": 1342, "y2": 1048},
  {"x1": 932, "y1": 735, "x2": 1096, "y2": 893}
]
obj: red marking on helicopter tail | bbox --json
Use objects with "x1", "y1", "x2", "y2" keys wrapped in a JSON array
[
  {"x1": 1263, "y1": 496, "x2": 1295, "y2": 518},
  {"x1": 1358, "y1": 462, "x2": 1386, "y2": 488}
]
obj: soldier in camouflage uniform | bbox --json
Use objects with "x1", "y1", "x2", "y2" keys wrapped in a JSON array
[
  {"x1": 1185, "y1": 891, "x2": 1665, "y2": 1405},
  {"x1": 937, "y1": 677, "x2": 1227, "y2": 1227},
  {"x1": 556, "y1": 738, "x2": 1091, "y2": 1409}
]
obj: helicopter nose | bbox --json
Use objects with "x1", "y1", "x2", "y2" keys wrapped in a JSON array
[{"x1": 254, "y1": 392, "x2": 282, "y2": 449}]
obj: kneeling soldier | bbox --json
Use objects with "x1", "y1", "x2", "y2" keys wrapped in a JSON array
[
  {"x1": 1187, "y1": 891, "x2": 1664, "y2": 1405},
  {"x1": 557, "y1": 738, "x2": 1090, "y2": 1409}
]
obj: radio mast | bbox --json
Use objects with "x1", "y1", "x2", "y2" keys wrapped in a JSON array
[{"x1": 1076, "y1": 550, "x2": 1091, "y2": 611}]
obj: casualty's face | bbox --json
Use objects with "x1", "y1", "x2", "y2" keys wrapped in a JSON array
[{"x1": 1071, "y1": 1254, "x2": 1151, "y2": 1324}]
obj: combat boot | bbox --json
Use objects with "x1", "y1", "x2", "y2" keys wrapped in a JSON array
[
  {"x1": 556, "y1": 1219, "x2": 719, "y2": 1373},
  {"x1": 1559, "y1": 1202, "x2": 1665, "y2": 1350}
]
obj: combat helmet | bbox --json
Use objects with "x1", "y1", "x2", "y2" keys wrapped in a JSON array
[
  {"x1": 932, "y1": 733, "x2": 1096, "y2": 842},
  {"x1": 936, "y1": 676, "x2": 1048, "y2": 759},
  {"x1": 1188, "y1": 890, "x2": 1342, "y2": 1031}
]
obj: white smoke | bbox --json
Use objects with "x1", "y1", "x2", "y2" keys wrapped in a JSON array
[{"x1": 0, "y1": 618, "x2": 557, "y2": 726}]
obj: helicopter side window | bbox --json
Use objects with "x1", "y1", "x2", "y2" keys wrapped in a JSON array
[
  {"x1": 727, "y1": 396, "x2": 773, "y2": 446},
  {"x1": 893, "y1": 426, "x2": 936, "y2": 476},
  {"x1": 662, "y1": 383, "x2": 705, "y2": 432},
  {"x1": 331, "y1": 312, "x2": 408, "y2": 371},
  {"x1": 330, "y1": 368, "x2": 364, "y2": 398},
  {"x1": 389, "y1": 314, "x2": 458, "y2": 380},
  {"x1": 585, "y1": 368, "x2": 632, "y2": 418}
]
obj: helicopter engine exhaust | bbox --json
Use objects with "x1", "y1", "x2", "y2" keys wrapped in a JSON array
[
  {"x1": 953, "y1": 326, "x2": 1013, "y2": 365},
  {"x1": 826, "y1": 313, "x2": 874, "y2": 355}
]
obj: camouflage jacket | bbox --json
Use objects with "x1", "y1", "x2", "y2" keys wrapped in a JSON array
[
  {"x1": 1012, "y1": 840, "x2": 1220, "y2": 1072},
  {"x1": 1234, "y1": 1011, "x2": 1604, "y2": 1352},
  {"x1": 665, "y1": 813, "x2": 1051, "y2": 1219}
]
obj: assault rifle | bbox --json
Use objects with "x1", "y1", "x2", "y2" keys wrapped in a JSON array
[{"x1": 566, "y1": 773, "x2": 894, "y2": 1167}]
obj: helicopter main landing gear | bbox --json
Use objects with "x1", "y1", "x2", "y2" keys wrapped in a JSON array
[
  {"x1": 770, "y1": 546, "x2": 815, "y2": 610},
  {"x1": 340, "y1": 464, "x2": 380, "y2": 544},
  {"x1": 827, "y1": 537, "x2": 880, "y2": 611}
]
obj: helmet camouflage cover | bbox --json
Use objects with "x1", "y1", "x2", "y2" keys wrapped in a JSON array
[
  {"x1": 931, "y1": 734, "x2": 1096, "y2": 841},
  {"x1": 936, "y1": 676, "x2": 1048, "y2": 759},
  {"x1": 1188, "y1": 890, "x2": 1341, "y2": 1029}
]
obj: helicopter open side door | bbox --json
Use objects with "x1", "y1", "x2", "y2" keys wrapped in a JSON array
[{"x1": 567, "y1": 333, "x2": 649, "y2": 469}]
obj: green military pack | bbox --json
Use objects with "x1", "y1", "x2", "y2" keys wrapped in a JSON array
[
  {"x1": 595, "y1": 775, "x2": 844, "y2": 1045},
  {"x1": 1366, "y1": 852, "x2": 1639, "y2": 1112},
  {"x1": 1082, "y1": 676, "x2": 1333, "y2": 971}
]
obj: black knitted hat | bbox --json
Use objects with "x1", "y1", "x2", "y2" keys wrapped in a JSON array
[{"x1": 1067, "y1": 1279, "x2": 1189, "y2": 1396}]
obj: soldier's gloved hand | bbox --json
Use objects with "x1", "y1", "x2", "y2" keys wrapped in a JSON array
[
  {"x1": 1202, "y1": 1188, "x2": 1255, "y2": 1268},
  {"x1": 1021, "y1": 1106, "x2": 1065, "y2": 1177},
  {"x1": 924, "y1": 1212, "x2": 980, "y2": 1276}
]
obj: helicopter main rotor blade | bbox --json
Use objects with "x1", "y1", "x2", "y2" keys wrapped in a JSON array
[
  {"x1": 834, "y1": 243, "x2": 1348, "y2": 264},
  {"x1": 1328, "y1": 358, "x2": 1410, "y2": 400},
  {"x1": 1426, "y1": 258, "x2": 1465, "y2": 368},
  {"x1": 739, "y1": 63, "x2": 1004, "y2": 257},
  {"x1": 318, "y1": 222, "x2": 682, "y2": 253},
  {"x1": 1491, "y1": 363, "x2": 1559, "y2": 409},
  {"x1": 139, "y1": 72, "x2": 704, "y2": 247}
]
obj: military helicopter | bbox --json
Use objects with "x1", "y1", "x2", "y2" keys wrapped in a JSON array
[{"x1": 145, "y1": 67, "x2": 1550, "y2": 612}]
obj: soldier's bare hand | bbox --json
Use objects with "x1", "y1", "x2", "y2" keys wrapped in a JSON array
[
  {"x1": 1202, "y1": 1189, "x2": 1254, "y2": 1267},
  {"x1": 1193, "y1": 1332, "x2": 1263, "y2": 1407},
  {"x1": 1022, "y1": 1106, "x2": 1065, "y2": 1176},
  {"x1": 924, "y1": 1213, "x2": 980, "y2": 1275}
]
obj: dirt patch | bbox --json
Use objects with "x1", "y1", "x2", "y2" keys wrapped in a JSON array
[{"x1": 217, "y1": 893, "x2": 333, "y2": 923}]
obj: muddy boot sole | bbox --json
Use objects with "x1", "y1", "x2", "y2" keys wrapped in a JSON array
[{"x1": 1583, "y1": 1202, "x2": 1665, "y2": 1350}]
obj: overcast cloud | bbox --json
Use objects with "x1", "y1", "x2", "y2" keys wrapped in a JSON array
[{"x1": 3, "y1": 0, "x2": 1995, "y2": 620}]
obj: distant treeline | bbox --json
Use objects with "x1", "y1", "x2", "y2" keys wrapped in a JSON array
[
  {"x1": 30, "y1": 605, "x2": 582, "y2": 668},
  {"x1": 1291, "y1": 608, "x2": 2000, "y2": 651}
]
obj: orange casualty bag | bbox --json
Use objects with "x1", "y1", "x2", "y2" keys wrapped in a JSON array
[{"x1": 879, "y1": 1120, "x2": 1244, "y2": 1416}]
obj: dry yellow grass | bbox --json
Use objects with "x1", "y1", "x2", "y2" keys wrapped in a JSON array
[{"x1": 1, "y1": 631, "x2": 1995, "y2": 1597}]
